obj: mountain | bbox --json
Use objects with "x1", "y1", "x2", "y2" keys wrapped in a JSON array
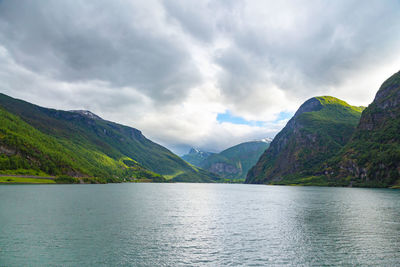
[
  {"x1": 181, "y1": 148, "x2": 214, "y2": 166},
  {"x1": 246, "y1": 96, "x2": 364, "y2": 184},
  {"x1": 0, "y1": 93, "x2": 219, "y2": 183},
  {"x1": 326, "y1": 71, "x2": 400, "y2": 187},
  {"x1": 195, "y1": 139, "x2": 271, "y2": 181}
]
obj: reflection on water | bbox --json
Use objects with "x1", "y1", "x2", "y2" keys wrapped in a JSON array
[{"x1": 0, "y1": 184, "x2": 399, "y2": 266}]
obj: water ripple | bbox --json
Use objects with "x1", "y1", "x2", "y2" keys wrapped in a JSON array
[{"x1": 0, "y1": 184, "x2": 399, "y2": 266}]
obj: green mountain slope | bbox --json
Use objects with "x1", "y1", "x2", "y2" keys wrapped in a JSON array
[
  {"x1": 326, "y1": 71, "x2": 400, "y2": 187},
  {"x1": 0, "y1": 93, "x2": 219, "y2": 182},
  {"x1": 196, "y1": 140, "x2": 270, "y2": 181},
  {"x1": 246, "y1": 96, "x2": 364, "y2": 184},
  {"x1": 0, "y1": 106, "x2": 164, "y2": 183}
]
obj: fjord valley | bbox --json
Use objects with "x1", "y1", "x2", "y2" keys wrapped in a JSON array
[
  {"x1": 182, "y1": 139, "x2": 271, "y2": 182},
  {"x1": 0, "y1": 93, "x2": 219, "y2": 183},
  {"x1": 246, "y1": 71, "x2": 400, "y2": 188},
  {"x1": 2, "y1": 1, "x2": 400, "y2": 266},
  {"x1": 1, "y1": 71, "x2": 399, "y2": 187}
]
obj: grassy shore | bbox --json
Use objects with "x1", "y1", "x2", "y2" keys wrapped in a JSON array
[{"x1": 0, "y1": 176, "x2": 56, "y2": 184}]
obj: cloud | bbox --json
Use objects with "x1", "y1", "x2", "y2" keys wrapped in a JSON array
[
  {"x1": 1, "y1": 0, "x2": 400, "y2": 154},
  {"x1": 0, "y1": 0, "x2": 201, "y2": 104},
  {"x1": 212, "y1": 0, "x2": 400, "y2": 117}
]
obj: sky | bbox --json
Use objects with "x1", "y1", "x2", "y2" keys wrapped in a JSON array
[{"x1": 1, "y1": 0, "x2": 400, "y2": 155}]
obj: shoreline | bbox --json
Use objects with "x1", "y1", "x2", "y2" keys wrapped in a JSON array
[{"x1": 0, "y1": 176, "x2": 399, "y2": 189}]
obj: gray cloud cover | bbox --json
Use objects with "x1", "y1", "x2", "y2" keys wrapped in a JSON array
[
  {"x1": 1, "y1": 0, "x2": 400, "y2": 154},
  {"x1": 0, "y1": 0, "x2": 201, "y2": 103}
]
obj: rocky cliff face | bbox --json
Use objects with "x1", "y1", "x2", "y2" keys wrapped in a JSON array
[
  {"x1": 208, "y1": 162, "x2": 240, "y2": 175},
  {"x1": 332, "y1": 71, "x2": 400, "y2": 186},
  {"x1": 246, "y1": 96, "x2": 363, "y2": 184},
  {"x1": 246, "y1": 98, "x2": 322, "y2": 180}
]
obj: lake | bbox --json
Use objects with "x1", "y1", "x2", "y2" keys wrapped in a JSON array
[{"x1": 0, "y1": 183, "x2": 399, "y2": 266}]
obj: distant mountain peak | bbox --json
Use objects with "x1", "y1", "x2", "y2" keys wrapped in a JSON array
[
  {"x1": 189, "y1": 147, "x2": 200, "y2": 154},
  {"x1": 69, "y1": 110, "x2": 102, "y2": 120},
  {"x1": 182, "y1": 148, "x2": 214, "y2": 167},
  {"x1": 187, "y1": 147, "x2": 212, "y2": 157}
]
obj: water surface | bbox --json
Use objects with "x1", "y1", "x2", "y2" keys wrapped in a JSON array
[{"x1": 1, "y1": 184, "x2": 399, "y2": 266}]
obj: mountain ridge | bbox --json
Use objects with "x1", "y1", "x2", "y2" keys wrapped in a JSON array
[
  {"x1": 325, "y1": 71, "x2": 400, "y2": 186},
  {"x1": 246, "y1": 96, "x2": 364, "y2": 184},
  {"x1": 0, "y1": 93, "x2": 219, "y2": 183}
]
